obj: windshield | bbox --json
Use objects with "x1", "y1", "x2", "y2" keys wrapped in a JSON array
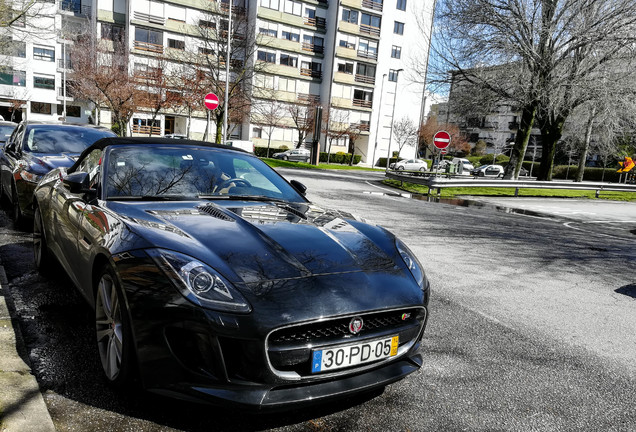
[
  {"x1": 25, "y1": 126, "x2": 114, "y2": 154},
  {"x1": 103, "y1": 145, "x2": 306, "y2": 202}
]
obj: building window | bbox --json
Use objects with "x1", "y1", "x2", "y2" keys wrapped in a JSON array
[
  {"x1": 260, "y1": 0, "x2": 279, "y2": 10},
  {"x1": 391, "y1": 45, "x2": 401, "y2": 58},
  {"x1": 31, "y1": 102, "x2": 51, "y2": 115},
  {"x1": 388, "y1": 69, "x2": 399, "y2": 82},
  {"x1": 281, "y1": 30, "x2": 300, "y2": 42},
  {"x1": 34, "y1": 76, "x2": 55, "y2": 89},
  {"x1": 397, "y1": 0, "x2": 406, "y2": 10},
  {"x1": 356, "y1": 63, "x2": 376, "y2": 78},
  {"x1": 252, "y1": 127, "x2": 262, "y2": 139},
  {"x1": 361, "y1": 13, "x2": 381, "y2": 28},
  {"x1": 284, "y1": 0, "x2": 301, "y2": 16},
  {"x1": 394, "y1": 21, "x2": 404, "y2": 35},
  {"x1": 342, "y1": 9, "x2": 358, "y2": 24},
  {"x1": 257, "y1": 50, "x2": 276, "y2": 63},
  {"x1": 280, "y1": 53, "x2": 298, "y2": 67},
  {"x1": 339, "y1": 39, "x2": 355, "y2": 50},
  {"x1": 337, "y1": 62, "x2": 354, "y2": 74},
  {"x1": 259, "y1": 27, "x2": 277, "y2": 37},
  {"x1": 279, "y1": 77, "x2": 296, "y2": 92},
  {"x1": 132, "y1": 118, "x2": 161, "y2": 135},
  {"x1": 57, "y1": 105, "x2": 81, "y2": 117},
  {"x1": 199, "y1": 19, "x2": 216, "y2": 29},
  {"x1": 101, "y1": 23, "x2": 124, "y2": 42},
  {"x1": 33, "y1": 47, "x2": 55, "y2": 61},
  {"x1": 135, "y1": 28, "x2": 163, "y2": 46},
  {"x1": 199, "y1": 46, "x2": 214, "y2": 55},
  {"x1": 359, "y1": 39, "x2": 378, "y2": 58},
  {"x1": 168, "y1": 39, "x2": 185, "y2": 50},
  {"x1": 0, "y1": 69, "x2": 25, "y2": 86}
]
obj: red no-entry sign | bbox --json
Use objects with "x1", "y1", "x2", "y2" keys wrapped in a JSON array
[
  {"x1": 433, "y1": 130, "x2": 451, "y2": 149},
  {"x1": 204, "y1": 92, "x2": 219, "y2": 110}
]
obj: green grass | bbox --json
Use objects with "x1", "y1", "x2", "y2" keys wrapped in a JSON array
[
  {"x1": 382, "y1": 179, "x2": 636, "y2": 202},
  {"x1": 263, "y1": 158, "x2": 383, "y2": 171}
]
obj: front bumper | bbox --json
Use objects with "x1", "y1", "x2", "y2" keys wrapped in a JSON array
[{"x1": 115, "y1": 252, "x2": 429, "y2": 409}]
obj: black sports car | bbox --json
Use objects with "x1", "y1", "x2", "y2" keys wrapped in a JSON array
[
  {"x1": 33, "y1": 138, "x2": 430, "y2": 409},
  {"x1": 0, "y1": 121, "x2": 115, "y2": 225}
]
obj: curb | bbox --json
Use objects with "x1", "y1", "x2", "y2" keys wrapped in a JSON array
[{"x1": 0, "y1": 265, "x2": 56, "y2": 432}]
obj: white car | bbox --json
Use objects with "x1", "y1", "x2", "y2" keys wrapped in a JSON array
[
  {"x1": 471, "y1": 164, "x2": 505, "y2": 177},
  {"x1": 393, "y1": 159, "x2": 428, "y2": 171},
  {"x1": 451, "y1": 158, "x2": 474, "y2": 175},
  {"x1": 272, "y1": 148, "x2": 311, "y2": 162}
]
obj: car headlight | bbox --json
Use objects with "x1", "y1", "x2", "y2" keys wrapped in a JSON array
[
  {"x1": 20, "y1": 170, "x2": 43, "y2": 183},
  {"x1": 147, "y1": 249, "x2": 251, "y2": 313},
  {"x1": 395, "y1": 238, "x2": 426, "y2": 290}
]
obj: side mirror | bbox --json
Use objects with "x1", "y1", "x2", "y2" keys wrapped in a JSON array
[
  {"x1": 5, "y1": 142, "x2": 15, "y2": 153},
  {"x1": 63, "y1": 172, "x2": 97, "y2": 199},
  {"x1": 290, "y1": 179, "x2": 307, "y2": 196}
]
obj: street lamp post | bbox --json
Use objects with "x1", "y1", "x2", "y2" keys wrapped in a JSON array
[
  {"x1": 222, "y1": 0, "x2": 233, "y2": 144},
  {"x1": 371, "y1": 73, "x2": 387, "y2": 168},
  {"x1": 385, "y1": 69, "x2": 403, "y2": 171}
]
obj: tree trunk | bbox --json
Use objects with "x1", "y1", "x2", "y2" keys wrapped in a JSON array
[
  {"x1": 215, "y1": 111, "x2": 224, "y2": 144},
  {"x1": 537, "y1": 117, "x2": 565, "y2": 181},
  {"x1": 504, "y1": 104, "x2": 536, "y2": 179},
  {"x1": 575, "y1": 107, "x2": 596, "y2": 182}
]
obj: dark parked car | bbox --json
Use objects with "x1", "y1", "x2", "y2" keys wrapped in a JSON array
[
  {"x1": 272, "y1": 148, "x2": 311, "y2": 162},
  {"x1": 0, "y1": 121, "x2": 115, "y2": 224},
  {"x1": 33, "y1": 138, "x2": 430, "y2": 409}
]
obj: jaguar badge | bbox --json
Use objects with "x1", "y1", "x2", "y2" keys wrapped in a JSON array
[{"x1": 349, "y1": 317, "x2": 364, "y2": 334}]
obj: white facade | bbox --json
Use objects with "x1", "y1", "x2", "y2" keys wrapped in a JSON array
[{"x1": 0, "y1": 0, "x2": 434, "y2": 163}]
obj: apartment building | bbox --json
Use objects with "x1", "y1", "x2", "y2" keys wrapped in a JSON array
[{"x1": 0, "y1": 0, "x2": 433, "y2": 164}]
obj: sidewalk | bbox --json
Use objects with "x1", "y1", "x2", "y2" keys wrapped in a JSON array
[{"x1": 0, "y1": 264, "x2": 55, "y2": 432}]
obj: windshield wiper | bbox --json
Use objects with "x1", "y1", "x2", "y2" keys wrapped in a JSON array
[
  {"x1": 108, "y1": 195, "x2": 194, "y2": 201},
  {"x1": 197, "y1": 194, "x2": 289, "y2": 203}
]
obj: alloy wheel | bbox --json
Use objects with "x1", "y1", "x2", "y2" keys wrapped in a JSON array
[{"x1": 95, "y1": 273, "x2": 124, "y2": 381}]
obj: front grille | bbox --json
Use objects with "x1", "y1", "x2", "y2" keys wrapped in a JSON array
[
  {"x1": 267, "y1": 308, "x2": 426, "y2": 378},
  {"x1": 270, "y1": 309, "x2": 415, "y2": 345}
]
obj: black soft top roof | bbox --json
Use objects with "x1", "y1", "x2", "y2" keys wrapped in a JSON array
[{"x1": 70, "y1": 137, "x2": 246, "y2": 172}]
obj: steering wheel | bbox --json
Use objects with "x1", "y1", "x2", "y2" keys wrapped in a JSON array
[{"x1": 216, "y1": 177, "x2": 252, "y2": 191}]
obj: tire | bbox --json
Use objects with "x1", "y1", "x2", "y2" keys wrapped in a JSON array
[
  {"x1": 283, "y1": 156, "x2": 288, "y2": 161},
  {"x1": 33, "y1": 205, "x2": 53, "y2": 274},
  {"x1": 397, "y1": 166, "x2": 404, "y2": 170},
  {"x1": 419, "y1": 167, "x2": 426, "y2": 172},
  {"x1": 95, "y1": 266, "x2": 136, "y2": 388},
  {"x1": 305, "y1": 157, "x2": 310, "y2": 163},
  {"x1": 478, "y1": 172, "x2": 485, "y2": 177}
]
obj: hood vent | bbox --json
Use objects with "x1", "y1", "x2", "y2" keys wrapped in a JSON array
[{"x1": 197, "y1": 204, "x2": 236, "y2": 222}]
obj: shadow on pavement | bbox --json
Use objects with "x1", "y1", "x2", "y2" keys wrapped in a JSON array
[{"x1": 615, "y1": 284, "x2": 636, "y2": 299}]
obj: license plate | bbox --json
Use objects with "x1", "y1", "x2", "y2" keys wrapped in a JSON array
[{"x1": 311, "y1": 335, "x2": 399, "y2": 373}]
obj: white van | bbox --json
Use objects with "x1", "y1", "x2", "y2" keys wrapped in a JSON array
[
  {"x1": 225, "y1": 140, "x2": 255, "y2": 154},
  {"x1": 451, "y1": 157, "x2": 474, "y2": 175}
]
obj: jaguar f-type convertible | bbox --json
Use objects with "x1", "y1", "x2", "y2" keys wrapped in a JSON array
[{"x1": 32, "y1": 137, "x2": 430, "y2": 409}]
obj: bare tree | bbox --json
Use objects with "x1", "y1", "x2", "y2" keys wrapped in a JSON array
[
  {"x1": 178, "y1": 1, "x2": 266, "y2": 143},
  {"x1": 0, "y1": 1, "x2": 55, "y2": 55},
  {"x1": 70, "y1": 32, "x2": 136, "y2": 136},
  {"x1": 288, "y1": 103, "x2": 316, "y2": 149},
  {"x1": 393, "y1": 117, "x2": 418, "y2": 159},
  {"x1": 323, "y1": 107, "x2": 352, "y2": 163},
  {"x1": 251, "y1": 99, "x2": 286, "y2": 157},
  {"x1": 133, "y1": 57, "x2": 179, "y2": 136},
  {"x1": 424, "y1": 0, "x2": 636, "y2": 180},
  {"x1": 165, "y1": 64, "x2": 208, "y2": 138}
]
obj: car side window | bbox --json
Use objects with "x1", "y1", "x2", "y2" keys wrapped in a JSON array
[{"x1": 77, "y1": 149, "x2": 103, "y2": 190}]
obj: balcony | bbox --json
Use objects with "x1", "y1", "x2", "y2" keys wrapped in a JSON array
[
  {"x1": 352, "y1": 98, "x2": 372, "y2": 109},
  {"x1": 359, "y1": 24, "x2": 381, "y2": 37},
  {"x1": 57, "y1": 87, "x2": 74, "y2": 101},
  {"x1": 298, "y1": 93, "x2": 321, "y2": 105},
  {"x1": 362, "y1": 0, "x2": 383, "y2": 11},
  {"x1": 352, "y1": 122, "x2": 370, "y2": 132},
  {"x1": 357, "y1": 50, "x2": 378, "y2": 61},
  {"x1": 133, "y1": 41, "x2": 164, "y2": 54},
  {"x1": 300, "y1": 68, "x2": 322, "y2": 79},
  {"x1": 304, "y1": 17, "x2": 326, "y2": 30},
  {"x1": 59, "y1": 1, "x2": 91, "y2": 17},
  {"x1": 354, "y1": 74, "x2": 375, "y2": 85},
  {"x1": 132, "y1": 124, "x2": 161, "y2": 135},
  {"x1": 302, "y1": 42, "x2": 324, "y2": 54},
  {"x1": 219, "y1": 3, "x2": 247, "y2": 15}
]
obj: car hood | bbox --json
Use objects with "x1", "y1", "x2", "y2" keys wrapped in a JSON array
[
  {"x1": 28, "y1": 152, "x2": 79, "y2": 173},
  {"x1": 108, "y1": 200, "x2": 404, "y2": 284}
]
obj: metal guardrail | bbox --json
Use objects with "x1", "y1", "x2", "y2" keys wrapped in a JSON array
[{"x1": 385, "y1": 171, "x2": 636, "y2": 196}]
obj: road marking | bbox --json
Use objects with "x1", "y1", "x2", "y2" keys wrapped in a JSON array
[
  {"x1": 364, "y1": 181, "x2": 412, "y2": 198},
  {"x1": 563, "y1": 221, "x2": 636, "y2": 240}
]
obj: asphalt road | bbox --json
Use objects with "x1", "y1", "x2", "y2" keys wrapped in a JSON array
[{"x1": 1, "y1": 168, "x2": 635, "y2": 431}]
